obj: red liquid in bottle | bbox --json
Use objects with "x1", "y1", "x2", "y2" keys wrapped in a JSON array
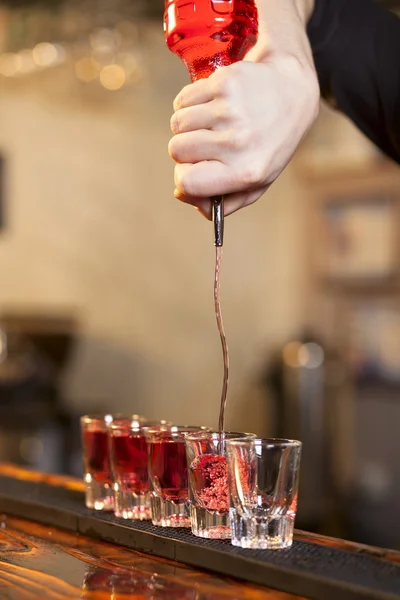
[
  {"x1": 164, "y1": 0, "x2": 258, "y2": 81},
  {"x1": 148, "y1": 440, "x2": 188, "y2": 502},
  {"x1": 110, "y1": 432, "x2": 149, "y2": 493},
  {"x1": 83, "y1": 429, "x2": 110, "y2": 482}
]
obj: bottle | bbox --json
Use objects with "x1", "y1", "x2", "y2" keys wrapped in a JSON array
[{"x1": 164, "y1": 0, "x2": 258, "y2": 81}]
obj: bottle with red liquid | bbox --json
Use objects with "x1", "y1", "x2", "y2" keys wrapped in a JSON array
[{"x1": 164, "y1": 0, "x2": 258, "y2": 81}]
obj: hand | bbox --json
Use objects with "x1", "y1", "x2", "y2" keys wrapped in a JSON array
[{"x1": 168, "y1": 0, "x2": 319, "y2": 219}]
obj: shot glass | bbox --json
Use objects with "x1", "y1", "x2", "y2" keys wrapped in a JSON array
[
  {"x1": 184, "y1": 431, "x2": 256, "y2": 539},
  {"x1": 80, "y1": 414, "x2": 145, "y2": 511},
  {"x1": 146, "y1": 426, "x2": 210, "y2": 527},
  {"x1": 226, "y1": 438, "x2": 302, "y2": 549},
  {"x1": 109, "y1": 419, "x2": 172, "y2": 520}
]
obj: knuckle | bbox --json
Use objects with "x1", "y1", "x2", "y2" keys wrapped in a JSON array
[
  {"x1": 230, "y1": 60, "x2": 246, "y2": 76},
  {"x1": 213, "y1": 69, "x2": 237, "y2": 99},
  {"x1": 174, "y1": 87, "x2": 187, "y2": 110},
  {"x1": 168, "y1": 136, "x2": 180, "y2": 161},
  {"x1": 239, "y1": 162, "x2": 264, "y2": 187},
  {"x1": 170, "y1": 110, "x2": 183, "y2": 134},
  {"x1": 174, "y1": 81, "x2": 197, "y2": 109},
  {"x1": 225, "y1": 127, "x2": 249, "y2": 152},
  {"x1": 215, "y1": 99, "x2": 241, "y2": 124},
  {"x1": 228, "y1": 104, "x2": 243, "y2": 125},
  {"x1": 170, "y1": 113, "x2": 178, "y2": 134},
  {"x1": 214, "y1": 99, "x2": 230, "y2": 122},
  {"x1": 173, "y1": 95, "x2": 180, "y2": 112},
  {"x1": 176, "y1": 169, "x2": 194, "y2": 197}
]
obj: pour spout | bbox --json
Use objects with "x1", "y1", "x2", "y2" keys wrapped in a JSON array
[{"x1": 213, "y1": 196, "x2": 224, "y2": 247}]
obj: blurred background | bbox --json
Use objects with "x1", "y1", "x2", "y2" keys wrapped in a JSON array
[{"x1": 0, "y1": 0, "x2": 400, "y2": 548}]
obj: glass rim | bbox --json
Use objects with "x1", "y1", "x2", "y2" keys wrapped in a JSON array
[
  {"x1": 109, "y1": 419, "x2": 173, "y2": 432},
  {"x1": 81, "y1": 413, "x2": 145, "y2": 424},
  {"x1": 184, "y1": 430, "x2": 256, "y2": 441},
  {"x1": 80, "y1": 414, "x2": 114, "y2": 426},
  {"x1": 145, "y1": 425, "x2": 211, "y2": 440},
  {"x1": 172, "y1": 425, "x2": 212, "y2": 432},
  {"x1": 226, "y1": 437, "x2": 302, "y2": 449}
]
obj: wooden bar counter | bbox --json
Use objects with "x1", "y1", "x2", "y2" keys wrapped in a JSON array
[{"x1": 0, "y1": 464, "x2": 399, "y2": 600}]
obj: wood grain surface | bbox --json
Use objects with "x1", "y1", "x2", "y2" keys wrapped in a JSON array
[
  {"x1": 0, "y1": 462, "x2": 85, "y2": 492},
  {"x1": 0, "y1": 515, "x2": 308, "y2": 600}
]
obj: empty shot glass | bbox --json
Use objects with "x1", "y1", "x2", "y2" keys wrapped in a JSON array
[
  {"x1": 185, "y1": 431, "x2": 256, "y2": 539},
  {"x1": 146, "y1": 426, "x2": 210, "y2": 527},
  {"x1": 109, "y1": 419, "x2": 172, "y2": 520},
  {"x1": 81, "y1": 414, "x2": 145, "y2": 511},
  {"x1": 226, "y1": 438, "x2": 302, "y2": 549}
]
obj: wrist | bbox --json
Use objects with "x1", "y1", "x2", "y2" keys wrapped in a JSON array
[
  {"x1": 293, "y1": 0, "x2": 315, "y2": 25},
  {"x1": 250, "y1": 0, "x2": 315, "y2": 67}
]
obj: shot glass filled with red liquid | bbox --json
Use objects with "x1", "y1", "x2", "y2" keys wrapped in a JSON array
[
  {"x1": 184, "y1": 431, "x2": 255, "y2": 538},
  {"x1": 164, "y1": 0, "x2": 258, "y2": 82},
  {"x1": 109, "y1": 419, "x2": 172, "y2": 520},
  {"x1": 146, "y1": 425, "x2": 211, "y2": 527},
  {"x1": 80, "y1": 414, "x2": 145, "y2": 511}
]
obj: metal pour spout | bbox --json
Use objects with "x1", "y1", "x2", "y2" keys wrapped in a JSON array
[{"x1": 212, "y1": 196, "x2": 224, "y2": 247}]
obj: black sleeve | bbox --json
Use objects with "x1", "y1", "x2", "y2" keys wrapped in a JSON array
[{"x1": 307, "y1": 0, "x2": 400, "y2": 164}]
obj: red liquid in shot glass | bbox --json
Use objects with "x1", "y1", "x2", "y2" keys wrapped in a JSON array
[
  {"x1": 111, "y1": 432, "x2": 149, "y2": 493},
  {"x1": 148, "y1": 440, "x2": 188, "y2": 502},
  {"x1": 164, "y1": 0, "x2": 258, "y2": 81},
  {"x1": 84, "y1": 429, "x2": 110, "y2": 481},
  {"x1": 190, "y1": 454, "x2": 229, "y2": 512}
]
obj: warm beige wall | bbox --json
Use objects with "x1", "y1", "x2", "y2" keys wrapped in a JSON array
[{"x1": 0, "y1": 29, "x2": 309, "y2": 435}]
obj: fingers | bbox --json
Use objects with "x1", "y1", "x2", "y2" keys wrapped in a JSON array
[
  {"x1": 174, "y1": 187, "x2": 267, "y2": 220},
  {"x1": 169, "y1": 64, "x2": 270, "y2": 216},
  {"x1": 169, "y1": 130, "x2": 226, "y2": 164},
  {"x1": 173, "y1": 79, "x2": 213, "y2": 111},
  {"x1": 223, "y1": 189, "x2": 266, "y2": 216},
  {"x1": 168, "y1": 54, "x2": 319, "y2": 221},
  {"x1": 174, "y1": 161, "x2": 233, "y2": 197},
  {"x1": 170, "y1": 102, "x2": 217, "y2": 135},
  {"x1": 173, "y1": 158, "x2": 263, "y2": 198}
]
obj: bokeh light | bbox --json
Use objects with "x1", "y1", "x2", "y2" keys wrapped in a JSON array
[{"x1": 99, "y1": 64, "x2": 126, "y2": 90}]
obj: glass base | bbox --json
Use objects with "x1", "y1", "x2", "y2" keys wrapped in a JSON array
[
  {"x1": 84, "y1": 476, "x2": 114, "y2": 511},
  {"x1": 114, "y1": 487, "x2": 151, "y2": 520},
  {"x1": 190, "y1": 505, "x2": 231, "y2": 539},
  {"x1": 230, "y1": 510, "x2": 294, "y2": 549},
  {"x1": 150, "y1": 495, "x2": 191, "y2": 527}
]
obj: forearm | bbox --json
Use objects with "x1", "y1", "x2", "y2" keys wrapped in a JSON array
[{"x1": 306, "y1": 0, "x2": 400, "y2": 163}]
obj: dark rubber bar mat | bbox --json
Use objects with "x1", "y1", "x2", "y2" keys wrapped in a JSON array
[{"x1": 0, "y1": 475, "x2": 399, "y2": 600}]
